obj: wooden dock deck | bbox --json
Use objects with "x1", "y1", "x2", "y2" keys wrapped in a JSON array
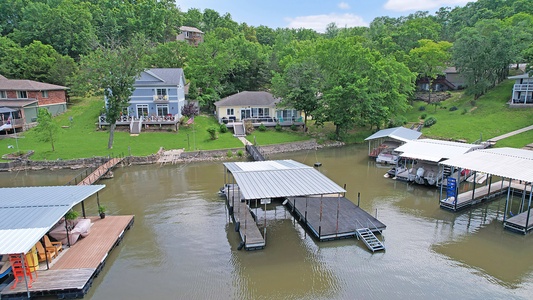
[
  {"x1": 77, "y1": 157, "x2": 124, "y2": 186},
  {"x1": 286, "y1": 196, "x2": 386, "y2": 241},
  {"x1": 224, "y1": 185, "x2": 265, "y2": 250},
  {"x1": 440, "y1": 181, "x2": 532, "y2": 211},
  {"x1": 504, "y1": 210, "x2": 533, "y2": 234},
  {"x1": 1, "y1": 215, "x2": 134, "y2": 299}
]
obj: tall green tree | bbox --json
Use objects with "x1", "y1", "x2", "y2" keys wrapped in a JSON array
[
  {"x1": 75, "y1": 36, "x2": 150, "y2": 149},
  {"x1": 409, "y1": 39, "x2": 452, "y2": 105},
  {"x1": 34, "y1": 108, "x2": 59, "y2": 152}
]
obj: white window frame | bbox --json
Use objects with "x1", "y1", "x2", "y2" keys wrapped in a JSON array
[
  {"x1": 17, "y1": 91, "x2": 28, "y2": 99},
  {"x1": 0, "y1": 91, "x2": 6, "y2": 99},
  {"x1": 41, "y1": 91, "x2": 49, "y2": 98},
  {"x1": 137, "y1": 104, "x2": 149, "y2": 117},
  {"x1": 156, "y1": 104, "x2": 169, "y2": 116},
  {"x1": 226, "y1": 108, "x2": 234, "y2": 116}
]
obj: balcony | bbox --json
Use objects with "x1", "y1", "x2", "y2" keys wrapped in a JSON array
[
  {"x1": 513, "y1": 84, "x2": 533, "y2": 92},
  {"x1": 153, "y1": 95, "x2": 169, "y2": 103}
]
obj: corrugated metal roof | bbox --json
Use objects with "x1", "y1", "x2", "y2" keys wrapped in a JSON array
[
  {"x1": 0, "y1": 185, "x2": 105, "y2": 255},
  {"x1": 224, "y1": 160, "x2": 345, "y2": 199},
  {"x1": 364, "y1": 127, "x2": 422, "y2": 142},
  {"x1": 440, "y1": 148, "x2": 533, "y2": 182},
  {"x1": 395, "y1": 139, "x2": 485, "y2": 162}
]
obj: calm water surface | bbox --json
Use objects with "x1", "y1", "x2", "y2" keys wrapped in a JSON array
[{"x1": 1, "y1": 144, "x2": 533, "y2": 299}]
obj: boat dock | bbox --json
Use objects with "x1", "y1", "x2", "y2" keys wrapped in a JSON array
[
  {"x1": 285, "y1": 196, "x2": 386, "y2": 241},
  {"x1": 1, "y1": 215, "x2": 134, "y2": 299},
  {"x1": 504, "y1": 210, "x2": 533, "y2": 234},
  {"x1": 67, "y1": 157, "x2": 124, "y2": 186},
  {"x1": 224, "y1": 184, "x2": 265, "y2": 250},
  {"x1": 440, "y1": 180, "x2": 509, "y2": 211}
]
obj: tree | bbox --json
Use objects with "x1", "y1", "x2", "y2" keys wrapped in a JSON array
[
  {"x1": 75, "y1": 36, "x2": 150, "y2": 149},
  {"x1": 34, "y1": 108, "x2": 59, "y2": 151},
  {"x1": 271, "y1": 58, "x2": 322, "y2": 132},
  {"x1": 181, "y1": 102, "x2": 199, "y2": 118},
  {"x1": 409, "y1": 39, "x2": 452, "y2": 104}
]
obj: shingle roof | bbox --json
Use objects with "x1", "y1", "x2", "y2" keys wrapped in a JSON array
[
  {"x1": 135, "y1": 68, "x2": 184, "y2": 87},
  {"x1": 214, "y1": 91, "x2": 280, "y2": 107},
  {"x1": 180, "y1": 26, "x2": 204, "y2": 34},
  {"x1": 0, "y1": 76, "x2": 67, "y2": 91},
  {"x1": 0, "y1": 100, "x2": 39, "y2": 108}
]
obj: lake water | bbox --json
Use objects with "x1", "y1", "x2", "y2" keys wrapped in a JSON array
[{"x1": 1, "y1": 144, "x2": 532, "y2": 299}]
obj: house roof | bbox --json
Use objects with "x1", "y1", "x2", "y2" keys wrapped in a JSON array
[
  {"x1": 0, "y1": 185, "x2": 105, "y2": 255},
  {"x1": 508, "y1": 73, "x2": 531, "y2": 79},
  {"x1": 135, "y1": 68, "x2": 185, "y2": 87},
  {"x1": 214, "y1": 91, "x2": 280, "y2": 107},
  {"x1": 0, "y1": 107, "x2": 17, "y2": 113},
  {"x1": 223, "y1": 160, "x2": 346, "y2": 200},
  {"x1": 394, "y1": 139, "x2": 485, "y2": 163},
  {"x1": 364, "y1": 127, "x2": 422, "y2": 143},
  {"x1": 444, "y1": 67, "x2": 458, "y2": 74},
  {"x1": 180, "y1": 26, "x2": 204, "y2": 34},
  {"x1": 440, "y1": 148, "x2": 533, "y2": 183},
  {"x1": 0, "y1": 76, "x2": 67, "y2": 91},
  {"x1": 0, "y1": 99, "x2": 39, "y2": 108}
]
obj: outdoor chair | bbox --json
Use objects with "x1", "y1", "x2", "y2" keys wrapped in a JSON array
[
  {"x1": 35, "y1": 241, "x2": 56, "y2": 262},
  {"x1": 44, "y1": 235, "x2": 62, "y2": 254}
]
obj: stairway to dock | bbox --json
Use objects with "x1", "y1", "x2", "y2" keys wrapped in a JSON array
[
  {"x1": 356, "y1": 228, "x2": 385, "y2": 252},
  {"x1": 232, "y1": 122, "x2": 246, "y2": 137}
]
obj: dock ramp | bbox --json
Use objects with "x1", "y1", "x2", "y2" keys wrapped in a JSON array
[
  {"x1": 356, "y1": 228, "x2": 385, "y2": 252},
  {"x1": 246, "y1": 145, "x2": 265, "y2": 161}
]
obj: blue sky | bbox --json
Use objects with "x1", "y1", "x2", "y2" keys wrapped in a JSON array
[{"x1": 176, "y1": 0, "x2": 471, "y2": 32}]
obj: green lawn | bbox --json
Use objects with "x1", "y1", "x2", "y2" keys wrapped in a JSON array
[
  {"x1": 403, "y1": 80, "x2": 533, "y2": 146},
  {"x1": 245, "y1": 128, "x2": 311, "y2": 145}
]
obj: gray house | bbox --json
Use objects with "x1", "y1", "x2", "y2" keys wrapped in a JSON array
[{"x1": 508, "y1": 73, "x2": 533, "y2": 105}]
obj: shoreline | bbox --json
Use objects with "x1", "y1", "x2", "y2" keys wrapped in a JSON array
[{"x1": 0, "y1": 140, "x2": 345, "y2": 172}]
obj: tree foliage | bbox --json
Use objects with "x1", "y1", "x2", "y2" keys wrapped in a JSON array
[{"x1": 35, "y1": 108, "x2": 60, "y2": 152}]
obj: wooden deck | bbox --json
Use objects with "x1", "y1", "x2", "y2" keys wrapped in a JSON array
[
  {"x1": 504, "y1": 210, "x2": 533, "y2": 234},
  {"x1": 1, "y1": 215, "x2": 134, "y2": 299},
  {"x1": 223, "y1": 185, "x2": 265, "y2": 250},
  {"x1": 78, "y1": 157, "x2": 124, "y2": 186},
  {"x1": 286, "y1": 196, "x2": 386, "y2": 241},
  {"x1": 440, "y1": 180, "x2": 532, "y2": 211}
]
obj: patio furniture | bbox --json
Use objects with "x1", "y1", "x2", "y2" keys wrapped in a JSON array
[
  {"x1": 35, "y1": 241, "x2": 55, "y2": 262},
  {"x1": 44, "y1": 235, "x2": 63, "y2": 254}
]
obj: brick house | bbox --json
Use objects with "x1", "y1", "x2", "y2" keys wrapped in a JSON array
[{"x1": 0, "y1": 75, "x2": 68, "y2": 128}]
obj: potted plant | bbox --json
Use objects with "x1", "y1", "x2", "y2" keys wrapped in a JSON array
[
  {"x1": 98, "y1": 205, "x2": 107, "y2": 219},
  {"x1": 64, "y1": 209, "x2": 79, "y2": 229}
]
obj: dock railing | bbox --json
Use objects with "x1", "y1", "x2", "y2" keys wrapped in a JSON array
[{"x1": 66, "y1": 153, "x2": 124, "y2": 186}]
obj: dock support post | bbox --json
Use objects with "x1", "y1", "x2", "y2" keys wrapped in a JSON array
[
  {"x1": 336, "y1": 195, "x2": 340, "y2": 236},
  {"x1": 525, "y1": 184, "x2": 533, "y2": 233},
  {"x1": 503, "y1": 178, "x2": 512, "y2": 223},
  {"x1": 319, "y1": 195, "x2": 323, "y2": 239},
  {"x1": 487, "y1": 175, "x2": 493, "y2": 197},
  {"x1": 471, "y1": 171, "x2": 477, "y2": 201},
  {"x1": 439, "y1": 165, "x2": 444, "y2": 202},
  {"x1": 357, "y1": 193, "x2": 360, "y2": 207}
]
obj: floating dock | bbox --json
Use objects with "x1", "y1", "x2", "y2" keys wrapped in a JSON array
[
  {"x1": 0, "y1": 215, "x2": 134, "y2": 299},
  {"x1": 285, "y1": 196, "x2": 386, "y2": 241}
]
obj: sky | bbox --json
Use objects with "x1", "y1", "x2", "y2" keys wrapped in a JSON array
[{"x1": 175, "y1": 0, "x2": 471, "y2": 33}]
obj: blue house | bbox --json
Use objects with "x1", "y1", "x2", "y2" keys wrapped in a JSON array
[{"x1": 99, "y1": 68, "x2": 187, "y2": 132}]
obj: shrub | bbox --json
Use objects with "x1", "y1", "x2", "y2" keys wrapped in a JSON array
[
  {"x1": 207, "y1": 127, "x2": 218, "y2": 140},
  {"x1": 290, "y1": 124, "x2": 298, "y2": 131},
  {"x1": 237, "y1": 150, "x2": 244, "y2": 157},
  {"x1": 275, "y1": 123, "x2": 282, "y2": 132},
  {"x1": 219, "y1": 124, "x2": 228, "y2": 133},
  {"x1": 244, "y1": 120, "x2": 254, "y2": 134},
  {"x1": 461, "y1": 108, "x2": 468, "y2": 115},
  {"x1": 388, "y1": 116, "x2": 407, "y2": 127},
  {"x1": 226, "y1": 150, "x2": 233, "y2": 157},
  {"x1": 470, "y1": 100, "x2": 476, "y2": 106},
  {"x1": 449, "y1": 106, "x2": 458, "y2": 111},
  {"x1": 424, "y1": 116, "x2": 437, "y2": 127},
  {"x1": 418, "y1": 106, "x2": 426, "y2": 111},
  {"x1": 258, "y1": 123, "x2": 267, "y2": 132},
  {"x1": 420, "y1": 113, "x2": 427, "y2": 119}
]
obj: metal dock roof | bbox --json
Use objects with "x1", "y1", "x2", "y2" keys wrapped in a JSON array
[
  {"x1": 223, "y1": 160, "x2": 346, "y2": 199},
  {"x1": 394, "y1": 139, "x2": 485, "y2": 162},
  {"x1": 440, "y1": 147, "x2": 533, "y2": 183},
  {"x1": 364, "y1": 127, "x2": 422, "y2": 143},
  {"x1": 0, "y1": 185, "x2": 105, "y2": 254}
]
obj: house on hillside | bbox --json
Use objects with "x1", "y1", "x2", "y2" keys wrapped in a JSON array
[
  {"x1": 416, "y1": 67, "x2": 465, "y2": 92},
  {"x1": 508, "y1": 73, "x2": 533, "y2": 106},
  {"x1": 176, "y1": 26, "x2": 204, "y2": 46},
  {"x1": 0, "y1": 75, "x2": 68, "y2": 131},
  {"x1": 214, "y1": 91, "x2": 303, "y2": 127},
  {"x1": 98, "y1": 68, "x2": 187, "y2": 133}
]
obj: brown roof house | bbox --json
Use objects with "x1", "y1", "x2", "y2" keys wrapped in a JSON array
[
  {"x1": 0, "y1": 75, "x2": 68, "y2": 131},
  {"x1": 176, "y1": 26, "x2": 204, "y2": 46}
]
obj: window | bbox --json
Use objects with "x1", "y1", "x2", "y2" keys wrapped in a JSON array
[
  {"x1": 0, "y1": 91, "x2": 6, "y2": 98},
  {"x1": 156, "y1": 104, "x2": 169, "y2": 116},
  {"x1": 137, "y1": 104, "x2": 149, "y2": 117},
  {"x1": 226, "y1": 108, "x2": 234, "y2": 116},
  {"x1": 156, "y1": 89, "x2": 167, "y2": 96},
  {"x1": 41, "y1": 91, "x2": 49, "y2": 98},
  {"x1": 17, "y1": 91, "x2": 27, "y2": 99}
]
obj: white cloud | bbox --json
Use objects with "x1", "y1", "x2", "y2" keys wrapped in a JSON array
[
  {"x1": 338, "y1": 2, "x2": 350, "y2": 10},
  {"x1": 384, "y1": 0, "x2": 470, "y2": 12},
  {"x1": 286, "y1": 13, "x2": 368, "y2": 33}
]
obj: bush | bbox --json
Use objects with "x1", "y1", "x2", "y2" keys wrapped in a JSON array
[
  {"x1": 461, "y1": 108, "x2": 468, "y2": 115},
  {"x1": 290, "y1": 124, "x2": 298, "y2": 131},
  {"x1": 258, "y1": 123, "x2": 267, "y2": 132},
  {"x1": 424, "y1": 116, "x2": 437, "y2": 127},
  {"x1": 207, "y1": 127, "x2": 218, "y2": 140},
  {"x1": 420, "y1": 113, "x2": 427, "y2": 119},
  {"x1": 275, "y1": 123, "x2": 282, "y2": 132},
  {"x1": 388, "y1": 116, "x2": 407, "y2": 127},
  {"x1": 237, "y1": 150, "x2": 244, "y2": 157},
  {"x1": 226, "y1": 150, "x2": 233, "y2": 157},
  {"x1": 219, "y1": 124, "x2": 228, "y2": 133},
  {"x1": 418, "y1": 106, "x2": 426, "y2": 111},
  {"x1": 470, "y1": 100, "x2": 476, "y2": 106},
  {"x1": 449, "y1": 106, "x2": 458, "y2": 111}
]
